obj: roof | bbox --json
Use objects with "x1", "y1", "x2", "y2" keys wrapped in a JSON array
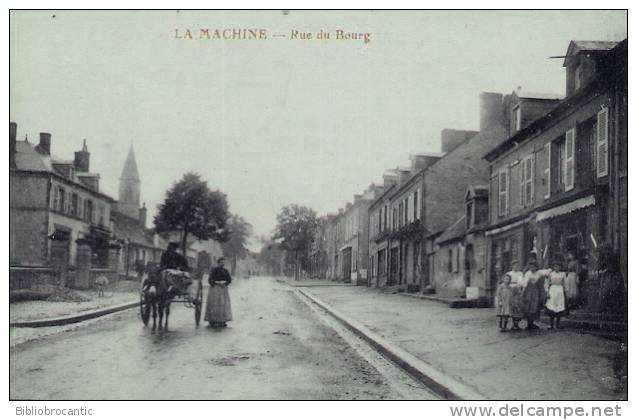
[
  {"x1": 411, "y1": 151, "x2": 446, "y2": 158},
  {"x1": 111, "y1": 210, "x2": 160, "y2": 249},
  {"x1": 424, "y1": 123, "x2": 509, "y2": 235},
  {"x1": 516, "y1": 91, "x2": 563, "y2": 101},
  {"x1": 485, "y1": 39, "x2": 627, "y2": 162},
  {"x1": 14, "y1": 141, "x2": 54, "y2": 172},
  {"x1": 563, "y1": 40, "x2": 619, "y2": 66},
  {"x1": 120, "y1": 145, "x2": 140, "y2": 181},
  {"x1": 436, "y1": 215, "x2": 466, "y2": 245},
  {"x1": 467, "y1": 184, "x2": 489, "y2": 200},
  {"x1": 13, "y1": 140, "x2": 114, "y2": 201}
]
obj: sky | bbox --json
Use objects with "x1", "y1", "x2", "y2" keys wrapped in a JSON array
[{"x1": 9, "y1": 10, "x2": 627, "y2": 250}]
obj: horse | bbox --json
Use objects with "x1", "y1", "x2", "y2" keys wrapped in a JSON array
[{"x1": 147, "y1": 269, "x2": 189, "y2": 333}]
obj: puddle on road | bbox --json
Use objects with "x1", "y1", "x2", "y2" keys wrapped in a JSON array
[{"x1": 208, "y1": 354, "x2": 251, "y2": 366}]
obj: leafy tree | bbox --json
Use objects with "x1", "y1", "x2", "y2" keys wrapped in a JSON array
[
  {"x1": 220, "y1": 214, "x2": 253, "y2": 275},
  {"x1": 257, "y1": 237, "x2": 285, "y2": 276},
  {"x1": 273, "y1": 204, "x2": 319, "y2": 280},
  {"x1": 154, "y1": 173, "x2": 230, "y2": 256}
]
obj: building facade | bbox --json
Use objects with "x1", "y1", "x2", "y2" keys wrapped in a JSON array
[
  {"x1": 484, "y1": 39, "x2": 627, "y2": 310},
  {"x1": 10, "y1": 124, "x2": 119, "y2": 287}
]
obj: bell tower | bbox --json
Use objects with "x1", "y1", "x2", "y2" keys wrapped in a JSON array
[{"x1": 118, "y1": 145, "x2": 141, "y2": 219}]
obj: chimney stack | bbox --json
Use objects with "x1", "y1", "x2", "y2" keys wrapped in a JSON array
[
  {"x1": 441, "y1": 129, "x2": 477, "y2": 153},
  {"x1": 479, "y1": 92, "x2": 505, "y2": 131},
  {"x1": 74, "y1": 139, "x2": 90, "y2": 172},
  {"x1": 139, "y1": 202, "x2": 148, "y2": 227},
  {"x1": 38, "y1": 132, "x2": 51, "y2": 155},
  {"x1": 382, "y1": 171, "x2": 398, "y2": 189},
  {"x1": 10, "y1": 122, "x2": 17, "y2": 168},
  {"x1": 397, "y1": 167, "x2": 411, "y2": 185}
]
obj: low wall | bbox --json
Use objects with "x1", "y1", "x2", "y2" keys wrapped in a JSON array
[{"x1": 9, "y1": 266, "x2": 62, "y2": 290}]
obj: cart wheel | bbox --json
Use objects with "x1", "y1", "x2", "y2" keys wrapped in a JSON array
[
  {"x1": 140, "y1": 293, "x2": 150, "y2": 326},
  {"x1": 194, "y1": 280, "x2": 203, "y2": 326}
]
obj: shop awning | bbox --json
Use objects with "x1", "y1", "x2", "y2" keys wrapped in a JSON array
[
  {"x1": 485, "y1": 219, "x2": 528, "y2": 236},
  {"x1": 536, "y1": 195, "x2": 596, "y2": 222}
]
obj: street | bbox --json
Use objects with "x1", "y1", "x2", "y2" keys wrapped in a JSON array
[{"x1": 10, "y1": 277, "x2": 429, "y2": 400}]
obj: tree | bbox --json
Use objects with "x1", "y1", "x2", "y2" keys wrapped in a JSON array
[
  {"x1": 154, "y1": 173, "x2": 230, "y2": 257},
  {"x1": 220, "y1": 214, "x2": 253, "y2": 275},
  {"x1": 273, "y1": 204, "x2": 319, "y2": 280},
  {"x1": 257, "y1": 237, "x2": 285, "y2": 276}
]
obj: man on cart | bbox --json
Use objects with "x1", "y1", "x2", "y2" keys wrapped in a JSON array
[{"x1": 143, "y1": 242, "x2": 190, "y2": 294}]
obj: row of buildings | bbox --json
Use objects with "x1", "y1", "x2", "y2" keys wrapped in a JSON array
[
  {"x1": 9, "y1": 125, "x2": 222, "y2": 289},
  {"x1": 309, "y1": 39, "x2": 627, "y2": 311}
]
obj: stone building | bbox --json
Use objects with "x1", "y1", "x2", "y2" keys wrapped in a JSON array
[
  {"x1": 368, "y1": 171, "x2": 397, "y2": 287},
  {"x1": 483, "y1": 39, "x2": 627, "y2": 309},
  {"x1": 9, "y1": 124, "x2": 118, "y2": 288},
  {"x1": 433, "y1": 185, "x2": 489, "y2": 299}
]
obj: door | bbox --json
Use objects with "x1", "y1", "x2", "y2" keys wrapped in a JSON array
[
  {"x1": 464, "y1": 244, "x2": 474, "y2": 287},
  {"x1": 389, "y1": 247, "x2": 399, "y2": 286}
]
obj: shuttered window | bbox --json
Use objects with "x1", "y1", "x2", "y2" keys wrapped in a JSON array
[
  {"x1": 498, "y1": 167, "x2": 509, "y2": 216},
  {"x1": 565, "y1": 128, "x2": 575, "y2": 191},
  {"x1": 524, "y1": 155, "x2": 534, "y2": 206},
  {"x1": 597, "y1": 107, "x2": 609, "y2": 178},
  {"x1": 544, "y1": 143, "x2": 551, "y2": 199}
]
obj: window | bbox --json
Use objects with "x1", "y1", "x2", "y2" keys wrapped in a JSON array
[
  {"x1": 565, "y1": 128, "x2": 575, "y2": 191},
  {"x1": 85, "y1": 199, "x2": 94, "y2": 223},
  {"x1": 98, "y1": 204, "x2": 105, "y2": 226},
  {"x1": 398, "y1": 203, "x2": 403, "y2": 227},
  {"x1": 447, "y1": 249, "x2": 453, "y2": 272},
  {"x1": 520, "y1": 155, "x2": 534, "y2": 207},
  {"x1": 498, "y1": 167, "x2": 509, "y2": 216},
  {"x1": 71, "y1": 193, "x2": 79, "y2": 216},
  {"x1": 543, "y1": 143, "x2": 551, "y2": 199},
  {"x1": 58, "y1": 187, "x2": 66, "y2": 212},
  {"x1": 383, "y1": 205, "x2": 388, "y2": 230},
  {"x1": 597, "y1": 107, "x2": 609, "y2": 177},
  {"x1": 52, "y1": 187, "x2": 60, "y2": 210},
  {"x1": 466, "y1": 201, "x2": 474, "y2": 229},
  {"x1": 413, "y1": 190, "x2": 418, "y2": 220},
  {"x1": 557, "y1": 138, "x2": 566, "y2": 188},
  {"x1": 513, "y1": 105, "x2": 522, "y2": 132},
  {"x1": 404, "y1": 198, "x2": 409, "y2": 224}
]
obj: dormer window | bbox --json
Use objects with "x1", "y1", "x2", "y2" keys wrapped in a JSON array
[{"x1": 466, "y1": 201, "x2": 474, "y2": 230}]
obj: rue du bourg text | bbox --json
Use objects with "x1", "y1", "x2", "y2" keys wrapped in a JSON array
[{"x1": 174, "y1": 28, "x2": 372, "y2": 44}]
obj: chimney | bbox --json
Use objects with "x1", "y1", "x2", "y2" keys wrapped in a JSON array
[
  {"x1": 382, "y1": 171, "x2": 398, "y2": 188},
  {"x1": 353, "y1": 194, "x2": 362, "y2": 203},
  {"x1": 38, "y1": 132, "x2": 51, "y2": 155},
  {"x1": 440, "y1": 129, "x2": 477, "y2": 153},
  {"x1": 139, "y1": 202, "x2": 148, "y2": 227},
  {"x1": 479, "y1": 92, "x2": 505, "y2": 131},
  {"x1": 74, "y1": 139, "x2": 90, "y2": 172},
  {"x1": 9, "y1": 122, "x2": 17, "y2": 169},
  {"x1": 397, "y1": 167, "x2": 411, "y2": 185}
]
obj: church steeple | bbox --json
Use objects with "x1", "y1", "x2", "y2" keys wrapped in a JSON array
[
  {"x1": 118, "y1": 145, "x2": 141, "y2": 219},
  {"x1": 120, "y1": 145, "x2": 140, "y2": 182}
]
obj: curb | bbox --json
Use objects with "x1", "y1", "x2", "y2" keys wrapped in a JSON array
[
  {"x1": 10, "y1": 301, "x2": 139, "y2": 328},
  {"x1": 297, "y1": 288, "x2": 486, "y2": 400},
  {"x1": 275, "y1": 278, "x2": 351, "y2": 288}
]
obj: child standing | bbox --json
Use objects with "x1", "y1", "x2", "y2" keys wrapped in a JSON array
[
  {"x1": 522, "y1": 260, "x2": 544, "y2": 330},
  {"x1": 496, "y1": 274, "x2": 513, "y2": 332},
  {"x1": 545, "y1": 261, "x2": 567, "y2": 329}
]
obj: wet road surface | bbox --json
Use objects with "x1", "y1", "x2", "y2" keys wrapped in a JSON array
[{"x1": 10, "y1": 277, "x2": 415, "y2": 400}]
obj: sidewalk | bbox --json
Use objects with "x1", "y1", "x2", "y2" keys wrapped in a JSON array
[
  {"x1": 305, "y1": 285, "x2": 626, "y2": 400},
  {"x1": 10, "y1": 291, "x2": 138, "y2": 323}
]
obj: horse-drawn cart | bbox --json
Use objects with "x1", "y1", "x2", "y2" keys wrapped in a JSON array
[{"x1": 140, "y1": 269, "x2": 203, "y2": 330}]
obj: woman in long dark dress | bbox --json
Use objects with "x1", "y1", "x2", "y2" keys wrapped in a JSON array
[{"x1": 205, "y1": 257, "x2": 233, "y2": 328}]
